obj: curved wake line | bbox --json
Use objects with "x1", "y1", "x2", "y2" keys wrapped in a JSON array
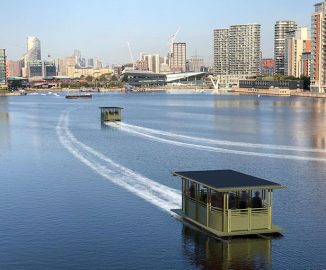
[
  {"x1": 121, "y1": 122, "x2": 326, "y2": 153},
  {"x1": 56, "y1": 111, "x2": 181, "y2": 213},
  {"x1": 112, "y1": 124, "x2": 326, "y2": 163}
]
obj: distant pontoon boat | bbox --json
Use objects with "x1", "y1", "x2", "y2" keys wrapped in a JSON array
[{"x1": 65, "y1": 94, "x2": 92, "y2": 99}]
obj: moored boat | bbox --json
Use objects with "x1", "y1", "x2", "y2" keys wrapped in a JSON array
[{"x1": 65, "y1": 94, "x2": 92, "y2": 99}]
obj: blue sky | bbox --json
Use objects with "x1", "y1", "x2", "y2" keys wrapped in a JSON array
[{"x1": 1, "y1": 0, "x2": 318, "y2": 65}]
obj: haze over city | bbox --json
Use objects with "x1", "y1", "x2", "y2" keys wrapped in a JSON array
[{"x1": 2, "y1": 0, "x2": 315, "y2": 65}]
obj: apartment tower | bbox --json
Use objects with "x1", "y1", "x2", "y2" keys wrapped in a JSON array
[
  {"x1": 213, "y1": 29, "x2": 229, "y2": 75},
  {"x1": 274, "y1": 21, "x2": 298, "y2": 74},
  {"x1": 169, "y1": 43, "x2": 186, "y2": 73},
  {"x1": 213, "y1": 24, "x2": 261, "y2": 76},
  {"x1": 284, "y1": 27, "x2": 311, "y2": 78},
  {"x1": 311, "y1": 2, "x2": 326, "y2": 93},
  {"x1": 0, "y1": 49, "x2": 7, "y2": 86}
]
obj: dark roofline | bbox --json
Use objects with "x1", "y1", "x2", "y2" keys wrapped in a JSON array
[
  {"x1": 99, "y1": 107, "x2": 124, "y2": 109},
  {"x1": 173, "y1": 170, "x2": 286, "y2": 192}
]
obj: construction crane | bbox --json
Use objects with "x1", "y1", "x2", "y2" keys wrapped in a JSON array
[
  {"x1": 168, "y1": 27, "x2": 180, "y2": 54},
  {"x1": 127, "y1": 42, "x2": 135, "y2": 69}
]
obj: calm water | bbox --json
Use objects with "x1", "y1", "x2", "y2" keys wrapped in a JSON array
[{"x1": 0, "y1": 92, "x2": 325, "y2": 269}]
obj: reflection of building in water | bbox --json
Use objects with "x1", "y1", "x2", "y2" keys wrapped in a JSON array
[
  {"x1": 310, "y1": 99, "x2": 326, "y2": 149},
  {"x1": 182, "y1": 226, "x2": 273, "y2": 270},
  {"x1": 214, "y1": 99, "x2": 260, "y2": 109},
  {"x1": 0, "y1": 97, "x2": 10, "y2": 148}
]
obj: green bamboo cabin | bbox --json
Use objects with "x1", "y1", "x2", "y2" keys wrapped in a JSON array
[
  {"x1": 100, "y1": 107, "x2": 123, "y2": 122},
  {"x1": 172, "y1": 170, "x2": 286, "y2": 237}
]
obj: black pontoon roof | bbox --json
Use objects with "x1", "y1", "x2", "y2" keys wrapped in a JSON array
[
  {"x1": 99, "y1": 107, "x2": 123, "y2": 109},
  {"x1": 173, "y1": 170, "x2": 286, "y2": 191}
]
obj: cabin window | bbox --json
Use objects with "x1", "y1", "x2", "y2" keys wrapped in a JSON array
[
  {"x1": 211, "y1": 190, "x2": 224, "y2": 209},
  {"x1": 198, "y1": 185, "x2": 207, "y2": 204},
  {"x1": 251, "y1": 190, "x2": 263, "y2": 208},
  {"x1": 228, "y1": 192, "x2": 237, "y2": 209},
  {"x1": 187, "y1": 181, "x2": 196, "y2": 200}
]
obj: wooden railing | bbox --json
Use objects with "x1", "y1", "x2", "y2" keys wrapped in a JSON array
[
  {"x1": 228, "y1": 208, "x2": 270, "y2": 232},
  {"x1": 183, "y1": 196, "x2": 271, "y2": 233}
]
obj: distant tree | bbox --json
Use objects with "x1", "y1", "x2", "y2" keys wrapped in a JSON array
[
  {"x1": 98, "y1": 74, "x2": 107, "y2": 82},
  {"x1": 60, "y1": 82, "x2": 69, "y2": 88},
  {"x1": 111, "y1": 75, "x2": 118, "y2": 81},
  {"x1": 85, "y1": 75, "x2": 94, "y2": 82},
  {"x1": 300, "y1": 75, "x2": 310, "y2": 90},
  {"x1": 0, "y1": 87, "x2": 9, "y2": 93}
]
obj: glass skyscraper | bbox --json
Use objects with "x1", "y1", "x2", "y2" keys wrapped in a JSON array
[{"x1": 0, "y1": 49, "x2": 7, "y2": 85}]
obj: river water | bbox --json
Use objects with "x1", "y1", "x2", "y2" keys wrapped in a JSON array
[{"x1": 0, "y1": 92, "x2": 325, "y2": 269}]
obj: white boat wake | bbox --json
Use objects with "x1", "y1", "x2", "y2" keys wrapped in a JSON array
[
  {"x1": 104, "y1": 122, "x2": 326, "y2": 163},
  {"x1": 121, "y1": 123, "x2": 325, "y2": 153},
  {"x1": 56, "y1": 110, "x2": 181, "y2": 213}
]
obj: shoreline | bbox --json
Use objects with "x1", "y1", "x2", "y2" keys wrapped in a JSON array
[{"x1": 1, "y1": 87, "x2": 326, "y2": 99}]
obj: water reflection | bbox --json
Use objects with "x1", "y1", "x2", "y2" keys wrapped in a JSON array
[
  {"x1": 214, "y1": 98, "x2": 260, "y2": 109},
  {"x1": 182, "y1": 225, "x2": 275, "y2": 270},
  {"x1": 0, "y1": 98, "x2": 10, "y2": 149},
  {"x1": 309, "y1": 99, "x2": 326, "y2": 149}
]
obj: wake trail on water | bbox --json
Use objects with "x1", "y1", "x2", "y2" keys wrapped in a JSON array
[
  {"x1": 106, "y1": 123, "x2": 326, "y2": 163},
  {"x1": 56, "y1": 111, "x2": 181, "y2": 213},
  {"x1": 121, "y1": 123, "x2": 326, "y2": 153}
]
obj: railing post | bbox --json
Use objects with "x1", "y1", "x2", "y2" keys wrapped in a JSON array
[
  {"x1": 228, "y1": 209, "x2": 231, "y2": 233},
  {"x1": 223, "y1": 193, "x2": 229, "y2": 232},
  {"x1": 206, "y1": 188, "x2": 211, "y2": 227},
  {"x1": 248, "y1": 208, "x2": 252, "y2": 231},
  {"x1": 195, "y1": 183, "x2": 199, "y2": 222},
  {"x1": 182, "y1": 178, "x2": 185, "y2": 212},
  {"x1": 268, "y1": 190, "x2": 273, "y2": 229}
]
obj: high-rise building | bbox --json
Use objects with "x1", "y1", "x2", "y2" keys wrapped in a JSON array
[
  {"x1": 284, "y1": 27, "x2": 311, "y2": 78},
  {"x1": 21, "y1": 36, "x2": 42, "y2": 77},
  {"x1": 274, "y1": 21, "x2": 298, "y2": 74},
  {"x1": 80, "y1": 58, "x2": 86, "y2": 68},
  {"x1": 43, "y1": 61, "x2": 56, "y2": 78},
  {"x1": 169, "y1": 43, "x2": 186, "y2": 73},
  {"x1": 28, "y1": 60, "x2": 56, "y2": 79},
  {"x1": 135, "y1": 59, "x2": 148, "y2": 71},
  {"x1": 187, "y1": 55, "x2": 204, "y2": 72},
  {"x1": 57, "y1": 58, "x2": 67, "y2": 76},
  {"x1": 94, "y1": 58, "x2": 102, "y2": 69},
  {"x1": 229, "y1": 24, "x2": 261, "y2": 75},
  {"x1": 140, "y1": 53, "x2": 161, "y2": 73},
  {"x1": 311, "y1": 2, "x2": 326, "y2": 93},
  {"x1": 26, "y1": 36, "x2": 41, "y2": 62},
  {"x1": 74, "y1": 49, "x2": 82, "y2": 67},
  {"x1": 88, "y1": 58, "x2": 94, "y2": 68},
  {"x1": 300, "y1": 52, "x2": 311, "y2": 78},
  {"x1": 7, "y1": 60, "x2": 21, "y2": 77},
  {"x1": 213, "y1": 29, "x2": 229, "y2": 75},
  {"x1": 28, "y1": 60, "x2": 43, "y2": 78},
  {"x1": 0, "y1": 49, "x2": 7, "y2": 86},
  {"x1": 213, "y1": 24, "x2": 261, "y2": 76}
]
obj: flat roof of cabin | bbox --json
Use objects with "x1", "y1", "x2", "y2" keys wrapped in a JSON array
[
  {"x1": 99, "y1": 107, "x2": 124, "y2": 109},
  {"x1": 173, "y1": 170, "x2": 286, "y2": 191}
]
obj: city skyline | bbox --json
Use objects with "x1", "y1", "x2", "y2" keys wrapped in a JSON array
[{"x1": 2, "y1": 0, "x2": 316, "y2": 65}]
